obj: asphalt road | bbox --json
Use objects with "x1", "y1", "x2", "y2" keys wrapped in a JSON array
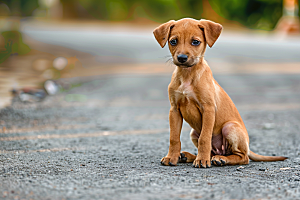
[
  {"x1": 20, "y1": 20, "x2": 300, "y2": 64},
  {"x1": 1, "y1": 72, "x2": 300, "y2": 200}
]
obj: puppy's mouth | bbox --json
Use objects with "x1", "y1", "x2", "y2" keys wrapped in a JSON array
[
  {"x1": 177, "y1": 64, "x2": 195, "y2": 68},
  {"x1": 172, "y1": 56, "x2": 200, "y2": 68},
  {"x1": 173, "y1": 60, "x2": 197, "y2": 68}
]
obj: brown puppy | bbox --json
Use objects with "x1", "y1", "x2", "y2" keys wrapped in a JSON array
[{"x1": 153, "y1": 18, "x2": 287, "y2": 168}]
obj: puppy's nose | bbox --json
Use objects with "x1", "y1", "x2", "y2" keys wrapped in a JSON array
[{"x1": 177, "y1": 54, "x2": 188, "y2": 63}]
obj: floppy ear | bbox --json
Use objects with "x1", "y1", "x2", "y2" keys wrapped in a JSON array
[
  {"x1": 153, "y1": 20, "x2": 176, "y2": 48},
  {"x1": 198, "y1": 19, "x2": 222, "y2": 48}
]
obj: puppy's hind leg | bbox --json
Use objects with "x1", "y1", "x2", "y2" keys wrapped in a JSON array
[
  {"x1": 178, "y1": 129, "x2": 198, "y2": 163},
  {"x1": 211, "y1": 122, "x2": 249, "y2": 166},
  {"x1": 190, "y1": 128, "x2": 200, "y2": 148}
]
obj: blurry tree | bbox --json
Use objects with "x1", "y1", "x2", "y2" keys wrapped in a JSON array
[
  {"x1": 76, "y1": 0, "x2": 203, "y2": 22},
  {"x1": 141, "y1": 0, "x2": 203, "y2": 22},
  {"x1": 0, "y1": 31, "x2": 31, "y2": 63},
  {"x1": 76, "y1": 0, "x2": 129, "y2": 20},
  {"x1": 61, "y1": 0, "x2": 80, "y2": 18},
  {"x1": 209, "y1": 0, "x2": 283, "y2": 30},
  {"x1": 74, "y1": 0, "x2": 286, "y2": 30},
  {"x1": 0, "y1": 0, "x2": 38, "y2": 16},
  {"x1": 0, "y1": 0, "x2": 296, "y2": 31},
  {"x1": 0, "y1": 2, "x2": 10, "y2": 16}
]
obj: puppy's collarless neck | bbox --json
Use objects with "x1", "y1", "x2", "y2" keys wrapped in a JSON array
[{"x1": 175, "y1": 61, "x2": 207, "y2": 82}]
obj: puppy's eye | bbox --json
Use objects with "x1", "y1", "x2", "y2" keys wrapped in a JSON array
[
  {"x1": 192, "y1": 40, "x2": 200, "y2": 46},
  {"x1": 170, "y1": 39, "x2": 177, "y2": 46}
]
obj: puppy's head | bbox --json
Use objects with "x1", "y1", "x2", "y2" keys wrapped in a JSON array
[{"x1": 153, "y1": 18, "x2": 222, "y2": 68}]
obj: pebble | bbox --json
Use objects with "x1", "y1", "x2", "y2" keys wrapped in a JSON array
[
  {"x1": 236, "y1": 166, "x2": 244, "y2": 171},
  {"x1": 263, "y1": 123, "x2": 275, "y2": 130}
]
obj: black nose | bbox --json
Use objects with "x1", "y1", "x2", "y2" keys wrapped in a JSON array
[{"x1": 177, "y1": 54, "x2": 188, "y2": 63}]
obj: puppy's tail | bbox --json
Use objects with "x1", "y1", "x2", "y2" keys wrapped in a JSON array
[{"x1": 249, "y1": 151, "x2": 288, "y2": 162}]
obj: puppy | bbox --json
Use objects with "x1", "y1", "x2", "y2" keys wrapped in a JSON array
[{"x1": 153, "y1": 18, "x2": 287, "y2": 168}]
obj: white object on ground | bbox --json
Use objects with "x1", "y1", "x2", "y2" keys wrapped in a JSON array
[
  {"x1": 44, "y1": 80, "x2": 59, "y2": 95},
  {"x1": 53, "y1": 57, "x2": 68, "y2": 70}
]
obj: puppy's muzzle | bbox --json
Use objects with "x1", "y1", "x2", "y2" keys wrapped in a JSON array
[{"x1": 177, "y1": 54, "x2": 188, "y2": 63}]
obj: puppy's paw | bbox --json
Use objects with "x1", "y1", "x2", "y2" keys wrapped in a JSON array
[
  {"x1": 211, "y1": 155, "x2": 227, "y2": 166},
  {"x1": 178, "y1": 153, "x2": 187, "y2": 163},
  {"x1": 193, "y1": 155, "x2": 211, "y2": 168},
  {"x1": 178, "y1": 151, "x2": 196, "y2": 163},
  {"x1": 161, "y1": 156, "x2": 179, "y2": 166}
]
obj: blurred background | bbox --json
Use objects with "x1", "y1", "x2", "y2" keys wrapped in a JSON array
[{"x1": 0, "y1": 0, "x2": 300, "y2": 108}]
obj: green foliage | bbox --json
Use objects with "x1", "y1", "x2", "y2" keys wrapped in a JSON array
[
  {"x1": 76, "y1": 0, "x2": 203, "y2": 22},
  {"x1": 0, "y1": 40, "x2": 12, "y2": 64},
  {"x1": 76, "y1": 0, "x2": 284, "y2": 29},
  {"x1": 0, "y1": 31, "x2": 31, "y2": 64},
  {"x1": 1, "y1": 0, "x2": 39, "y2": 16},
  {"x1": 1, "y1": 31, "x2": 31, "y2": 55},
  {"x1": 209, "y1": 0, "x2": 283, "y2": 30},
  {"x1": 1, "y1": 0, "x2": 288, "y2": 30},
  {"x1": 141, "y1": 0, "x2": 203, "y2": 22},
  {"x1": 19, "y1": 0, "x2": 39, "y2": 16}
]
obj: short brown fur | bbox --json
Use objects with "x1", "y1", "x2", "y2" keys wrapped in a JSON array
[{"x1": 153, "y1": 18, "x2": 287, "y2": 168}]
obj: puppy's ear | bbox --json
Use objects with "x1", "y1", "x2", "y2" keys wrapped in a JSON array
[
  {"x1": 153, "y1": 20, "x2": 176, "y2": 48},
  {"x1": 198, "y1": 19, "x2": 222, "y2": 48}
]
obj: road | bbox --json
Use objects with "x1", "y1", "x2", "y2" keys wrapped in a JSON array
[
  {"x1": 0, "y1": 20, "x2": 300, "y2": 199},
  {"x1": 1, "y1": 72, "x2": 300, "y2": 199},
  {"x1": 20, "y1": 20, "x2": 300, "y2": 64}
]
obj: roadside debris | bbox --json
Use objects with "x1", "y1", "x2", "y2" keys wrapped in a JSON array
[
  {"x1": 53, "y1": 56, "x2": 68, "y2": 70},
  {"x1": 44, "y1": 80, "x2": 60, "y2": 95},
  {"x1": 280, "y1": 167, "x2": 292, "y2": 170},
  {"x1": 263, "y1": 123, "x2": 275, "y2": 130},
  {"x1": 12, "y1": 88, "x2": 47, "y2": 103},
  {"x1": 7, "y1": 55, "x2": 84, "y2": 105},
  {"x1": 236, "y1": 166, "x2": 244, "y2": 171},
  {"x1": 12, "y1": 79, "x2": 61, "y2": 103}
]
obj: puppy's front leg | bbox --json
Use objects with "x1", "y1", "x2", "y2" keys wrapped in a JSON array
[
  {"x1": 194, "y1": 105, "x2": 215, "y2": 168},
  {"x1": 161, "y1": 107, "x2": 183, "y2": 166}
]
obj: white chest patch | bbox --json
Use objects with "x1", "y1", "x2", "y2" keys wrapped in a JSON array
[
  {"x1": 172, "y1": 81, "x2": 202, "y2": 110},
  {"x1": 174, "y1": 82, "x2": 195, "y2": 101}
]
